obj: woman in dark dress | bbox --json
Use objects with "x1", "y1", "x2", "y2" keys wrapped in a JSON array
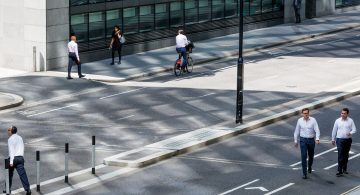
[{"x1": 109, "y1": 25, "x2": 123, "y2": 65}]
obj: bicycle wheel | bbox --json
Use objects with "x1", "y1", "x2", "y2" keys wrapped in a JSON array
[
  {"x1": 186, "y1": 57, "x2": 193, "y2": 73},
  {"x1": 174, "y1": 61, "x2": 181, "y2": 76}
]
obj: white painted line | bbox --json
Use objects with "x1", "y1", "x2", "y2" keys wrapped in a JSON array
[
  {"x1": 319, "y1": 39, "x2": 344, "y2": 45},
  {"x1": 245, "y1": 186, "x2": 268, "y2": 192},
  {"x1": 197, "y1": 93, "x2": 215, "y2": 98},
  {"x1": 46, "y1": 167, "x2": 137, "y2": 195},
  {"x1": 356, "y1": 34, "x2": 360, "y2": 37},
  {"x1": 290, "y1": 147, "x2": 337, "y2": 167},
  {"x1": 218, "y1": 179, "x2": 260, "y2": 195},
  {"x1": 27, "y1": 104, "x2": 78, "y2": 117},
  {"x1": 25, "y1": 137, "x2": 48, "y2": 144},
  {"x1": 99, "y1": 87, "x2": 146, "y2": 100},
  {"x1": 324, "y1": 153, "x2": 360, "y2": 170},
  {"x1": 12, "y1": 164, "x2": 107, "y2": 194},
  {"x1": 119, "y1": 115, "x2": 135, "y2": 120},
  {"x1": 264, "y1": 183, "x2": 295, "y2": 195}
]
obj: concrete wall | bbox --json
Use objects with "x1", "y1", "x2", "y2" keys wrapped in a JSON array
[
  {"x1": 0, "y1": 0, "x2": 46, "y2": 71},
  {"x1": 284, "y1": 0, "x2": 306, "y2": 23},
  {"x1": 46, "y1": 0, "x2": 69, "y2": 70},
  {"x1": 316, "y1": 0, "x2": 336, "y2": 17}
]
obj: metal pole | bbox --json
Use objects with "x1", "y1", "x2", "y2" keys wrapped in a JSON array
[
  {"x1": 4, "y1": 159, "x2": 10, "y2": 195},
  {"x1": 36, "y1": 151, "x2": 40, "y2": 192},
  {"x1": 65, "y1": 143, "x2": 69, "y2": 183},
  {"x1": 92, "y1": 136, "x2": 95, "y2": 174},
  {"x1": 236, "y1": 0, "x2": 244, "y2": 124},
  {"x1": 33, "y1": 46, "x2": 37, "y2": 72}
]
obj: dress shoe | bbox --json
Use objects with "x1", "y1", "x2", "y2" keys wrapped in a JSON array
[
  {"x1": 79, "y1": 74, "x2": 86, "y2": 78},
  {"x1": 302, "y1": 175, "x2": 307, "y2": 179},
  {"x1": 66, "y1": 77, "x2": 73, "y2": 80},
  {"x1": 343, "y1": 170, "x2": 349, "y2": 174},
  {"x1": 308, "y1": 168, "x2": 312, "y2": 173},
  {"x1": 26, "y1": 190, "x2": 31, "y2": 195},
  {"x1": 110, "y1": 62, "x2": 114, "y2": 65},
  {"x1": 336, "y1": 172, "x2": 343, "y2": 177}
]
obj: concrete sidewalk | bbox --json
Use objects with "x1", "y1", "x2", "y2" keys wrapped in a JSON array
[
  {"x1": 0, "y1": 92, "x2": 24, "y2": 110},
  {"x1": 50, "y1": 9, "x2": 360, "y2": 82}
]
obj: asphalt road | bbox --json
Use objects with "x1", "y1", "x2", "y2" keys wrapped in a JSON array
[
  {"x1": 73, "y1": 95, "x2": 360, "y2": 195},
  {"x1": 0, "y1": 27, "x2": 359, "y2": 192}
]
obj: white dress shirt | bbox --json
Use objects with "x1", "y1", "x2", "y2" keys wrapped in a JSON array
[
  {"x1": 68, "y1": 41, "x2": 80, "y2": 61},
  {"x1": 176, "y1": 34, "x2": 189, "y2": 48},
  {"x1": 8, "y1": 134, "x2": 25, "y2": 165},
  {"x1": 294, "y1": 117, "x2": 320, "y2": 143},
  {"x1": 332, "y1": 117, "x2": 356, "y2": 141}
]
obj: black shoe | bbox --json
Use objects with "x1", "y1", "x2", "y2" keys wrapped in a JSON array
[
  {"x1": 26, "y1": 190, "x2": 31, "y2": 195},
  {"x1": 3, "y1": 190, "x2": 11, "y2": 194},
  {"x1": 308, "y1": 168, "x2": 312, "y2": 173},
  {"x1": 302, "y1": 175, "x2": 307, "y2": 179},
  {"x1": 118, "y1": 61, "x2": 121, "y2": 64},
  {"x1": 343, "y1": 170, "x2": 349, "y2": 174},
  {"x1": 110, "y1": 62, "x2": 114, "y2": 65},
  {"x1": 336, "y1": 172, "x2": 343, "y2": 177},
  {"x1": 79, "y1": 74, "x2": 85, "y2": 78},
  {"x1": 67, "y1": 77, "x2": 73, "y2": 80}
]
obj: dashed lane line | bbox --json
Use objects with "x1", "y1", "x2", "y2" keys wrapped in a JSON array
[
  {"x1": 99, "y1": 87, "x2": 147, "y2": 100},
  {"x1": 324, "y1": 153, "x2": 360, "y2": 170},
  {"x1": 218, "y1": 179, "x2": 260, "y2": 195},
  {"x1": 27, "y1": 104, "x2": 78, "y2": 117},
  {"x1": 264, "y1": 183, "x2": 295, "y2": 195}
]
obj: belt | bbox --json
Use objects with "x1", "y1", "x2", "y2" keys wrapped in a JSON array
[{"x1": 300, "y1": 137, "x2": 314, "y2": 139}]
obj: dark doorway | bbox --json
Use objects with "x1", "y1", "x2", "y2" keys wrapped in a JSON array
[{"x1": 305, "y1": 0, "x2": 316, "y2": 19}]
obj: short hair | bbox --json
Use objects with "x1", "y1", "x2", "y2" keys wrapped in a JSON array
[
  {"x1": 178, "y1": 29, "x2": 184, "y2": 35},
  {"x1": 11, "y1": 126, "x2": 17, "y2": 134},
  {"x1": 342, "y1": 108, "x2": 349, "y2": 114},
  {"x1": 70, "y1": 33, "x2": 76, "y2": 38},
  {"x1": 302, "y1": 108, "x2": 309, "y2": 113}
]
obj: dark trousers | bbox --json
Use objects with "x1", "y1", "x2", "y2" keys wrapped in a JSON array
[
  {"x1": 294, "y1": 6, "x2": 301, "y2": 23},
  {"x1": 176, "y1": 47, "x2": 187, "y2": 68},
  {"x1": 9, "y1": 156, "x2": 30, "y2": 192},
  {"x1": 336, "y1": 138, "x2": 352, "y2": 173},
  {"x1": 112, "y1": 45, "x2": 122, "y2": 63},
  {"x1": 300, "y1": 137, "x2": 315, "y2": 176},
  {"x1": 68, "y1": 52, "x2": 82, "y2": 77}
]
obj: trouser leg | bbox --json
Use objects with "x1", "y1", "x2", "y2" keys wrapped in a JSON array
[
  {"x1": 181, "y1": 48, "x2": 187, "y2": 68},
  {"x1": 307, "y1": 139, "x2": 315, "y2": 170},
  {"x1": 300, "y1": 139, "x2": 308, "y2": 176},
  {"x1": 118, "y1": 46, "x2": 122, "y2": 63},
  {"x1": 68, "y1": 57, "x2": 73, "y2": 77},
  {"x1": 15, "y1": 157, "x2": 30, "y2": 191},
  {"x1": 77, "y1": 62, "x2": 82, "y2": 76},
  {"x1": 9, "y1": 164, "x2": 15, "y2": 190},
  {"x1": 111, "y1": 50, "x2": 115, "y2": 63},
  {"x1": 343, "y1": 138, "x2": 352, "y2": 172},
  {"x1": 336, "y1": 139, "x2": 344, "y2": 173}
]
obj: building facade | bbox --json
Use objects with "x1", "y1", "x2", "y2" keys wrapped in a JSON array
[{"x1": 0, "y1": 0, "x2": 359, "y2": 71}]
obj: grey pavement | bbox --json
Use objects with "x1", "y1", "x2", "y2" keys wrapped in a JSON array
[
  {"x1": 0, "y1": 92, "x2": 23, "y2": 110},
  {"x1": 49, "y1": 9, "x2": 360, "y2": 82}
]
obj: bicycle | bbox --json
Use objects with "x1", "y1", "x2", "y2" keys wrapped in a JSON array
[{"x1": 174, "y1": 43, "x2": 194, "y2": 76}]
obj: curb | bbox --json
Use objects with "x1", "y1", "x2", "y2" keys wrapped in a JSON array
[
  {"x1": 0, "y1": 93, "x2": 24, "y2": 111},
  {"x1": 104, "y1": 88, "x2": 360, "y2": 167},
  {"x1": 90, "y1": 23, "x2": 360, "y2": 83}
]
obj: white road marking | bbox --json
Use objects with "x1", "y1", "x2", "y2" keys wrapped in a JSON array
[
  {"x1": 118, "y1": 115, "x2": 135, "y2": 120},
  {"x1": 46, "y1": 167, "x2": 137, "y2": 195},
  {"x1": 99, "y1": 87, "x2": 147, "y2": 100},
  {"x1": 25, "y1": 137, "x2": 48, "y2": 144},
  {"x1": 218, "y1": 179, "x2": 260, "y2": 195},
  {"x1": 324, "y1": 153, "x2": 360, "y2": 170},
  {"x1": 290, "y1": 147, "x2": 337, "y2": 167},
  {"x1": 197, "y1": 93, "x2": 215, "y2": 98},
  {"x1": 356, "y1": 34, "x2": 360, "y2": 37},
  {"x1": 245, "y1": 186, "x2": 268, "y2": 192},
  {"x1": 27, "y1": 104, "x2": 78, "y2": 117},
  {"x1": 264, "y1": 183, "x2": 295, "y2": 195},
  {"x1": 319, "y1": 39, "x2": 344, "y2": 45},
  {"x1": 12, "y1": 164, "x2": 107, "y2": 194}
]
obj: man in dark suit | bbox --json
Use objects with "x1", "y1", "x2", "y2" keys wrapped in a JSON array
[{"x1": 293, "y1": 0, "x2": 302, "y2": 23}]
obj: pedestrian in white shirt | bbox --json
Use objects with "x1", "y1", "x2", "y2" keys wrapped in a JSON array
[
  {"x1": 175, "y1": 30, "x2": 189, "y2": 71},
  {"x1": 332, "y1": 108, "x2": 357, "y2": 177},
  {"x1": 67, "y1": 34, "x2": 85, "y2": 80},
  {"x1": 294, "y1": 108, "x2": 320, "y2": 179},
  {"x1": 4, "y1": 126, "x2": 31, "y2": 195}
]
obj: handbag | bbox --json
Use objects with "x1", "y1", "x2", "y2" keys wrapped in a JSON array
[{"x1": 120, "y1": 35, "x2": 126, "y2": 44}]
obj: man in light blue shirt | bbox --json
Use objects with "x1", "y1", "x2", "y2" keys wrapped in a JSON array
[
  {"x1": 294, "y1": 108, "x2": 320, "y2": 179},
  {"x1": 332, "y1": 108, "x2": 356, "y2": 176}
]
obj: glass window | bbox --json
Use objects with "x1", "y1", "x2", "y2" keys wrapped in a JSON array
[
  {"x1": 89, "y1": 12, "x2": 105, "y2": 41},
  {"x1": 212, "y1": 0, "x2": 225, "y2": 20},
  {"x1": 170, "y1": 2, "x2": 184, "y2": 27},
  {"x1": 70, "y1": 0, "x2": 88, "y2": 6},
  {"x1": 199, "y1": 0, "x2": 211, "y2": 22},
  {"x1": 185, "y1": 0, "x2": 198, "y2": 24},
  {"x1": 262, "y1": 0, "x2": 273, "y2": 13},
  {"x1": 123, "y1": 7, "x2": 138, "y2": 34},
  {"x1": 70, "y1": 14, "x2": 88, "y2": 42},
  {"x1": 250, "y1": 0, "x2": 261, "y2": 15},
  {"x1": 241, "y1": 0, "x2": 250, "y2": 16},
  {"x1": 273, "y1": 0, "x2": 283, "y2": 11},
  {"x1": 106, "y1": 9, "x2": 122, "y2": 38},
  {"x1": 155, "y1": 4, "x2": 169, "y2": 29},
  {"x1": 225, "y1": 0, "x2": 237, "y2": 18},
  {"x1": 89, "y1": 0, "x2": 105, "y2": 4},
  {"x1": 140, "y1": 5, "x2": 154, "y2": 32}
]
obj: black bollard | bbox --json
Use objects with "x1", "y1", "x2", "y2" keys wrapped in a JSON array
[
  {"x1": 92, "y1": 136, "x2": 95, "y2": 174},
  {"x1": 5, "y1": 159, "x2": 10, "y2": 195},
  {"x1": 65, "y1": 143, "x2": 69, "y2": 183},
  {"x1": 36, "y1": 151, "x2": 40, "y2": 192}
]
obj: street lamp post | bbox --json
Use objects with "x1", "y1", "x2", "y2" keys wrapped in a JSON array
[{"x1": 236, "y1": 0, "x2": 244, "y2": 124}]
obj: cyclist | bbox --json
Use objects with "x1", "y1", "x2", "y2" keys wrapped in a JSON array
[{"x1": 176, "y1": 30, "x2": 189, "y2": 71}]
